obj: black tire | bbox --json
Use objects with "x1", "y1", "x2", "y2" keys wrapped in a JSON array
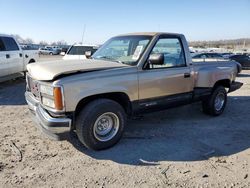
[
  {"x1": 202, "y1": 86, "x2": 227, "y2": 116},
  {"x1": 75, "y1": 99, "x2": 126, "y2": 150},
  {"x1": 49, "y1": 52, "x2": 53, "y2": 55}
]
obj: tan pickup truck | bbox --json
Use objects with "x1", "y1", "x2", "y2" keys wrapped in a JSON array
[{"x1": 25, "y1": 32, "x2": 242, "y2": 150}]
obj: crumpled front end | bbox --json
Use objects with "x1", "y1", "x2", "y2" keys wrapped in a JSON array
[{"x1": 25, "y1": 74, "x2": 72, "y2": 140}]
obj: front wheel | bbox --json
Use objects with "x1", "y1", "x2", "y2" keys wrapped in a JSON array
[
  {"x1": 202, "y1": 86, "x2": 227, "y2": 116},
  {"x1": 75, "y1": 99, "x2": 126, "y2": 150}
]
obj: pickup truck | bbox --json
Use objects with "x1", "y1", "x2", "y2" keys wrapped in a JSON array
[
  {"x1": 0, "y1": 34, "x2": 39, "y2": 81},
  {"x1": 25, "y1": 32, "x2": 242, "y2": 150}
]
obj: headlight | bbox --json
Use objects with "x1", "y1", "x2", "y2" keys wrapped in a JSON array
[
  {"x1": 40, "y1": 85, "x2": 64, "y2": 111},
  {"x1": 40, "y1": 85, "x2": 54, "y2": 96},
  {"x1": 42, "y1": 97, "x2": 55, "y2": 108}
]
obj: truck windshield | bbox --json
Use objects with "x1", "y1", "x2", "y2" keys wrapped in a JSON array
[{"x1": 92, "y1": 36, "x2": 152, "y2": 65}]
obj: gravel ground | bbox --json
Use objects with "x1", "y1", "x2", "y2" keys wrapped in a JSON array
[{"x1": 0, "y1": 69, "x2": 249, "y2": 188}]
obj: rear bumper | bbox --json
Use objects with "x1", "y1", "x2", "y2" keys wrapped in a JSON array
[
  {"x1": 228, "y1": 81, "x2": 243, "y2": 93},
  {"x1": 25, "y1": 92, "x2": 72, "y2": 140}
]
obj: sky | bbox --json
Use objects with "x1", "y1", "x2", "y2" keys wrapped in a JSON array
[{"x1": 0, "y1": 0, "x2": 249, "y2": 44}]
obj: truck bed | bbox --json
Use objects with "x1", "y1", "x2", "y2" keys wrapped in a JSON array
[{"x1": 192, "y1": 60, "x2": 238, "y2": 88}]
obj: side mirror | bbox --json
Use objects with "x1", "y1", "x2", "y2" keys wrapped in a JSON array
[
  {"x1": 85, "y1": 51, "x2": 92, "y2": 59},
  {"x1": 148, "y1": 53, "x2": 164, "y2": 65}
]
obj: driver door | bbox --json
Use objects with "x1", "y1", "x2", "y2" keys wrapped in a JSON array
[{"x1": 138, "y1": 37, "x2": 194, "y2": 111}]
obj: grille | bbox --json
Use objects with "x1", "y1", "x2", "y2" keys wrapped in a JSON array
[{"x1": 27, "y1": 75, "x2": 40, "y2": 99}]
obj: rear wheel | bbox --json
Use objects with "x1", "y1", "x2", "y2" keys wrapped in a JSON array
[
  {"x1": 202, "y1": 86, "x2": 227, "y2": 116},
  {"x1": 49, "y1": 52, "x2": 53, "y2": 55},
  {"x1": 75, "y1": 99, "x2": 126, "y2": 150}
]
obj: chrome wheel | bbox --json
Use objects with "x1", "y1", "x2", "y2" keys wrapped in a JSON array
[
  {"x1": 214, "y1": 92, "x2": 225, "y2": 111},
  {"x1": 93, "y1": 112, "x2": 120, "y2": 142}
]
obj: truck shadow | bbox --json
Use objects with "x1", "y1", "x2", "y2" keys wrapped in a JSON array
[
  {"x1": 69, "y1": 96, "x2": 250, "y2": 165},
  {"x1": 0, "y1": 78, "x2": 26, "y2": 105}
]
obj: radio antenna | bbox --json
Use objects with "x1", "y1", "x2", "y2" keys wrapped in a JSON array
[{"x1": 81, "y1": 24, "x2": 86, "y2": 44}]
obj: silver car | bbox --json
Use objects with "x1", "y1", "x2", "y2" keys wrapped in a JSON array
[{"x1": 39, "y1": 47, "x2": 58, "y2": 55}]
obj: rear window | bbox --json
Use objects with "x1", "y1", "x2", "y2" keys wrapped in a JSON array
[
  {"x1": 67, "y1": 46, "x2": 97, "y2": 55},
  {"x1": 2, "y1": 37, "x2": 19, "y2": 51},
  {"x1": 0, "y1": 38, "x2": 6, "y2": 51}
]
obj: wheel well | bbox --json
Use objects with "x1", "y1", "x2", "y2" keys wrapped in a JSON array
[
  {"x1": 75, "y1": 92, "x2": 132, "y2": 116},
  {"x1": 214, "y1": 79, "x2": 231, "y2": 89},
  {"x1": 28, "y1": 59, "x2": 35, "y2": 64}
]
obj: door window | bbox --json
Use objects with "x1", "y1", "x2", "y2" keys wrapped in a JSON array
[
  {"x1": 2, "y1": 37, "x2": 19, "y2": 51},
  {"x1": 149, "y1": 38, "x2": 186, "y2": 69},
  {"x1": 0, "y1": 38, "x2": 6, "y2": 51}
]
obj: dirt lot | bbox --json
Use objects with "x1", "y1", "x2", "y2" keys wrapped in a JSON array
[{"x1": 0, "y1": 68, "x2": 250, "y2": 187}]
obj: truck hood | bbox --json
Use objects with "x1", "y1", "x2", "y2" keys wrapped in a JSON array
[{"x1": 27, "y1": 59, "x2": 128, "y2": 81}]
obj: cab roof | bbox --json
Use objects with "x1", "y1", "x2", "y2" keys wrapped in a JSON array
[
  {"x1": 116, "y1": 32, "x2": 182, "y2": 37},
  {"x1": 0, "y1": 33, "x2": 13, "y2": 37}
]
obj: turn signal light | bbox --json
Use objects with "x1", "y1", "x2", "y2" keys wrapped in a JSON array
[{"x1": 53, "y1": 87, "x2": 63, "y2": 110}]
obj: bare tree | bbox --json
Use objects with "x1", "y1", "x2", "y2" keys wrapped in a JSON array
[
  {"x1": 39, "y1": 41, "x2": 48, "y2": 46},
  {"x1": 11, "y1": 34, "x2": 25, "y2": 44},
  {"x1": 51, "y1": 40, "x2": 68, "y2": 46},
  {"x1": 24, "y1": 38, "x2": 34, "y2": 44},
  {"x1": 189, "y1": 38, "x2": 250, "y2": 49}
]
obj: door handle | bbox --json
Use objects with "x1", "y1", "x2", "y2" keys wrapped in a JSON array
[
  {"x1": 6, "y1": 54, "x2": 10, "y2": 59},
  {"x1": 25, "y1": 54, "x2": 29, "y2": 58},
  {"x1": 19, "y1": 53, "x2": 23, "y2": 57},
  {"x1": 184, "y1": 73, "x2": 191, "y2": 78}
]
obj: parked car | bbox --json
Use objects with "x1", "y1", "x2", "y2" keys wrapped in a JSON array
[
  {"x1": 192, "y1": 52, "x2": 242, "y2": 74},
  {"x1": 39, "y1": 47, "x2": 58, "y2": 55},
  {"x1": 60, "y1": 47, "x2": 69, "y2": 55},
  {"x1": 20, "y1": 44, "x2": 38, "y2": 50},
  {"x1": 192, "y1": 52, "x2": 224, "y2": 59},
  {"x1": 0, "y1": 34, "x2": 39, "y2": 80},
  {"x1": 45, "y1": 46, "x2": 61, "y2": 54},
  {"x1": 25, "y1": 32, "x2": 242, "y2": 150},
  {"x1": 243, "y1": 53, "x2": 250, "y2": 56},
  {"x1": 62, "y1": 44, "x2": 98, "y2": 60},
  {"x1": 229, "y1": 54, "x2": 250, "y2": 69},
  {"x1": 220, "y1": 52, "x2": 233, "y2": 59}
]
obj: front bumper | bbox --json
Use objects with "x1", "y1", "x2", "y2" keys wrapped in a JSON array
[
  {"x1": 25, "y1": 91, "x2": 72, "y2": 140},
  {"x1": 228, "y1": 81, "x2": 243, "y2": 93}
]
